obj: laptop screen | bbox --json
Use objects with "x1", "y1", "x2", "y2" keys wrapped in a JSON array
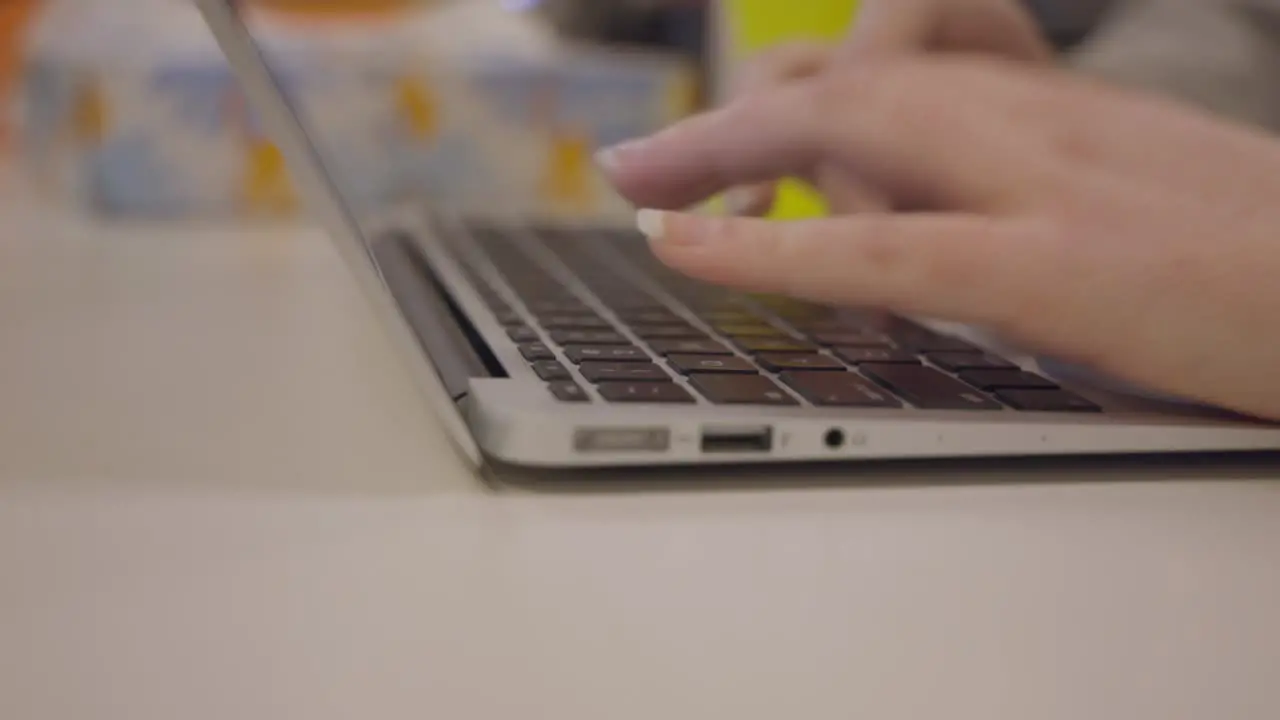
[
  {"x1": 191, "y1": 0, "x2": 384, "y2": 244},
  {"x1": 194, "y1": 0, "x2": 485, "y2": 465},
  {"x1": 194, "y1": 1, "x2": 691, "y2": 223}
]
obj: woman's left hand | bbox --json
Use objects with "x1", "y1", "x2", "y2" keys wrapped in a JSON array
[{"x1": 599, "y1": 57, "x2": 1280, "y2": 420}]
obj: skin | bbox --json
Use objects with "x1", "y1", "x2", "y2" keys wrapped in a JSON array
[
  {"x1": 599, "y1": 51, "x2": 1280, "y2": 421},
  {"x1": 724, "y1": 0, "x2": 1053, "y2": 215}
]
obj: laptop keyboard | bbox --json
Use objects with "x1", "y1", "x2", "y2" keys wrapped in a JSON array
[{"x1": 457, "y1": 225, "x2": 1101, "y2": 414}]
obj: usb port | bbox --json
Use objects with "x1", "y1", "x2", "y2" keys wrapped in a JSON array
[{"x1": 700, "y1": 426, "x2": 773, "y2": 454}]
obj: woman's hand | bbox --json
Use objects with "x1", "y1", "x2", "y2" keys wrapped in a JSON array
[
  {"x1": 726, "y1": 0, "x2": 1053, "y2": 215},
  {"x1": 846, "y1": 0, "x2": 1053, "y2": 62},
  {"x1": 600, "y1": 58, "x2": 1280, "y2": 420}
]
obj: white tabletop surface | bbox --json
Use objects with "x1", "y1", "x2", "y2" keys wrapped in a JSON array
[{"x1": 4, "y1": 172, "x2": 1280, "y2": 719}]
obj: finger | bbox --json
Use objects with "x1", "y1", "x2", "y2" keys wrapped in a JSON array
[
  {"x1": 636, "y1": 209, "x2": 1045, "y2": 330},
  {"x1": 811, "y1": 164, "x2": 892, "y2": 214},
  {"x1": 842, "y1": 0, "x2": 1053, "y2": 63},
  {"x1": 598, "y1": 89, "x2": 822, "y2": 211},
  {"x1": 729, "y1": 41, "x2": 832, "y2": 98},
  {"x1": 725, "y1": 43, "x2": 831, "y2": 217},
  {"x1": 730, "y1": 170, "x2": 887, "y2": 219},
  {"x1": 600, "y1": 66, "x2": 1027, "y2": 213},
  {"x1": 725, "y1": 184, "x2": 777, "y2": 216}
]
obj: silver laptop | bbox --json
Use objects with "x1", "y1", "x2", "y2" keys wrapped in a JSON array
[{"x1": 197, "y1": 0, "x2": 1280, "y2": 470}]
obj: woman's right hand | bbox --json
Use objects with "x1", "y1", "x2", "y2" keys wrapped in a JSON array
[
  {"x1": 845, "y1": 0, "x2": 1054, "y2": 63},
  {"x1": 727, "y1": 0, "x2": 1055, "y2": 216},
  {"x1": 601, "y1": 56, "x2": 1280, "y2": 420}
]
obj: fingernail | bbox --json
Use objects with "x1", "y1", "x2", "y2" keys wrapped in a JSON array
[
  {"x1": 636, "y1": 209, "x2": 667, "y2": 241},
  {"x1": 594, "y1": 147, "x2": 620, "y2": 170},
  {"x1": 595, "y1": 139, "x2": 643, "y2": 169},
  {"x1": 725, "y1": 188, "x2": 756, "y2": 215}
]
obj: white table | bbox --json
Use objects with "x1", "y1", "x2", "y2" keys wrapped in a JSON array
[
  {"x1": 0, "y1": 177, "x2": 475, "y2": 495},
  {"x1": 4, "y1": 176, "x2": 1280, "y2": 719}
]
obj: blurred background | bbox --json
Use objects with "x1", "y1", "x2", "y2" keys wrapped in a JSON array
[{"x1": 0, "y1": 0, "x2": 1114, "y2": 223}]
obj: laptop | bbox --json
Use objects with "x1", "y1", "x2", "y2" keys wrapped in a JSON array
[{"x1": 197, "y1": 0, "x2": 1280, "y2": 470}]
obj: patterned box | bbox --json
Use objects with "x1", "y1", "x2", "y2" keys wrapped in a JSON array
[{"x1": 18, "y1": 32, "x2": 695, "y2": 220}]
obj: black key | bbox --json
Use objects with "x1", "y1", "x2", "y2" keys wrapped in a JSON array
[
  {"x1": 599, "y1": 292, "x2": 660, "y2": 304},
  {"x1": 836, "y1": 347, "x2": 919, "y2": 365},
  {"x1": 606, "y1": 299, "x2": 668, "y2": 312},
  {"x1": 580, "y1": 363, "x2": 672, "y2": 383},
  {"x1": 668, "y1": 355, "x2": 758, "y2": 375},
  {"x1": 752, "y1": 296, "x2": 813, "y2": 312},
  {"x1": 927, "y1": 352, "x2": 1017, "y2": 373},
  {"x1": 564, "y1": 346, "x2": 650, "y2": 364},
  {"x1": 754, "y1": 294, "x2": 812, "y2": 306},
  {"x1": 697, "y1": 310, "x2": 760, "y2": 324},
  {"x1": 532, "y1": 361, "x2": 572, "y2": 381},
  {"x1": 519, "y1": 343, "x2": 556, "y2": 361},
  {"x1": 756, "y1": 353, "x2": 846, "y2": 373},
  {"x1": 689, "y1": 375, "x2": 799, "y2": 406},
  {"x1": 588, "y1": 286, "x2": 648, "y2": 300},
  {"x1": 649, "y1": 339, "x2": 734, "y2": 356},
  {"x1": 860, "y1": 364, "x2": 1003, "y2": 410},
  {"x1": 794, "y1": 324, "x2": 881, "y2": 340},
  {"x1": 787, "y1": 317, "x2": 850, "y2": 331},
  {"x1": 539, "y1": 315, "x2": 613, "y2": 330},
  {"x1": 714, "y1": 323, "x2": 786, "y2": 339},
  {"x1": 549, "y1": 382, "x2": 590, "y2": 403},
  {"x1": 616, "y1": 310, "x2": 684, "y2": 325},
  {"x1": 529, "y1": 358, "x2": 570, "y2": 381},
  {"x1": 511, "y1": 288, "x2": 571, "y2": 303},
  {"x1": 957, "y1": 369, "x2": 1058, "y2": 391},
  {"x1": 632, "y1": 325, "x2": 707, "y2": 340},
  {"x1": 532, "y1": 309, "x2": 602, "y2": 322},
  {"x1": 506, "y1": 278, "x2": 567, "y2": 294},
  {"x1": 734, "y1": 338, "x2": 819, "y2": 354},
  {"x1": 685, "y1": 302, "x2": 752, "y2": 316},
  {"x1": 787, "y1": 313, "x2": 878, "y2": 332},
  {"x1": 667, "y1": 289, "x2": 736, "y2": 304},
  {"x1": 494, "y1": 310, "x2": 526, "y2": 327},
  {"x1": 907, "y1": 335, "x2": 978, "y2": 352},
  {"x1": 588, "y1": 286, "x2": 649, "y2": 301},
  {"x1": 996, "y1": 389, "x2": 1103, "y2": 413},
  {"x1": 598, "y1": 382, "x2": 696, "y2": 404},
  {"x1": 781, "y1": 372, "x2": 903, "y2": 408},
  {"x1": 508, "y1": 326, "x2": 540, "y2": 343},
  {"x1": 528, "y1": 301, "x2": 592, "y2": 314},
  {"x1": 811, "y1": 331, "x2": 894, "y2": 348},
  {"x1": 889, "y1": 325, "x2": 978, "y2": 352},
  {"x1": 550, "y1": 330, "x2": 629, "y2": 345},
  {"x1": 772, "y1": 306, "x2": 839, "y2": 322}
]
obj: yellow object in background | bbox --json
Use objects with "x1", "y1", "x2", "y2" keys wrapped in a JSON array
[
  {"x1": 71, "y1": 83, "x2": 108, "y2": 143},
  {"x1": 251, "y1": 0, "x2": 416, "y2": 19},
  {"x1": 396, "y1": 76, "x2": 440, "y2": 140},
  {"x1": 244, "y1": 141, "x2": 297, "y2": 215},
  {"x1": 719, "y1": 0, "x2": 860, "y2": 219},
  {"x1": 542, "y1": 130, "x2": 594, "y2": 215}
]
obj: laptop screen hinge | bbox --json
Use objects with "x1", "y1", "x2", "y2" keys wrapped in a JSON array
[{"x1": 371, "y1": 232, "x2": 507, "y2": 400}]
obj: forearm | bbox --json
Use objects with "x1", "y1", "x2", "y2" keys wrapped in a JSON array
[{"x1": 1065, "y1": 0, "x2": 1280, "y2": 131}]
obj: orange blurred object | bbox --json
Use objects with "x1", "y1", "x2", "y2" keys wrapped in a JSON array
[
  {"x1": 254, "y1": 0, "x2": 417, "y2": 9},
  {"x1": 0, "y1": 0, "x2": 42, "y2": 147},
  {"x1": 253, "y1": 0, "x2": 420, "y2": 22}
]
